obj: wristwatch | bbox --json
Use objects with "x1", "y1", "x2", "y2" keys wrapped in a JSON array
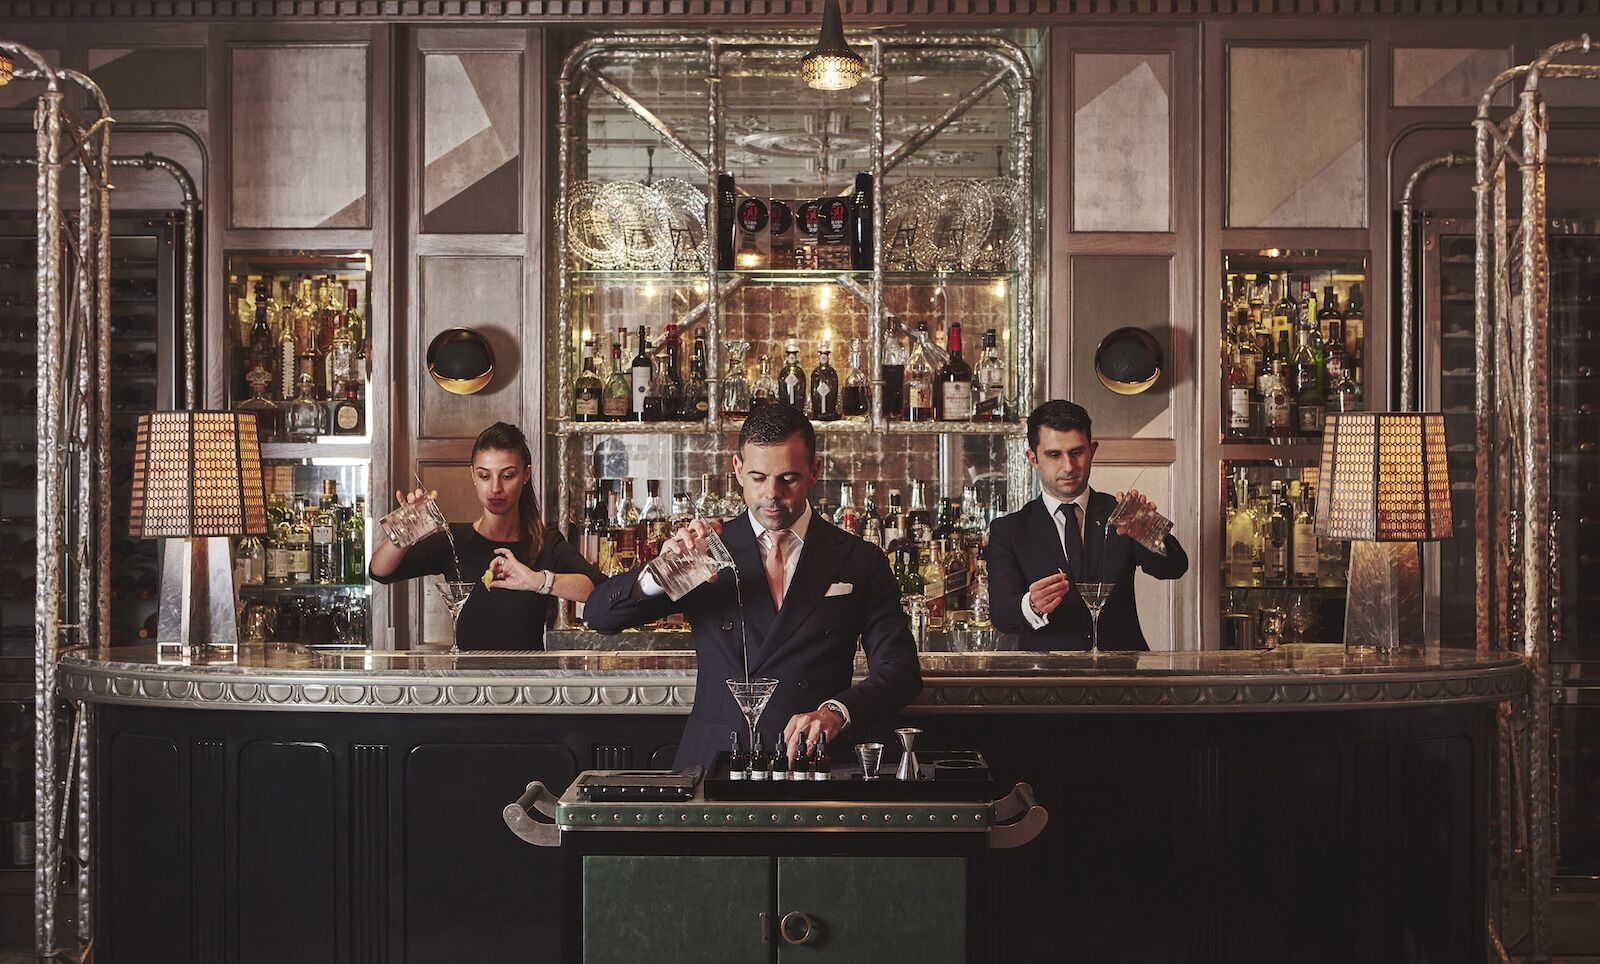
[
  {"x1": 820, "y1": 700, "x2": 850, "y2": 730},
  {"x1": 538, "y1": 569, "x2": 555, "y2": 594}
]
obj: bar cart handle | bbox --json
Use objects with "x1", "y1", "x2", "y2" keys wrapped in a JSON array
[
  {"x1": 990, "y1": 782, "x2": 1048, "y2": 850},
  {"x1": 503, "y1": 781, "x2": 562, "y2": 848}
]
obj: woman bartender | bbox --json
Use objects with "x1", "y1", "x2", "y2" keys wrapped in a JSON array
[{"x1": 369, "y1": 422, "x2": 602, "y2": 650}]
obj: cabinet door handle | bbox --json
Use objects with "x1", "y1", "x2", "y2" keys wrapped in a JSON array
[{"x1": 780, "y1": 910, "x2": 819, "y2": 945}]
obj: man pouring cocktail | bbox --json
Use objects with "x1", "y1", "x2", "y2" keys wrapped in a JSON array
[{"x1": 584, "y1": 405, "x2": 923, "y2": 771}]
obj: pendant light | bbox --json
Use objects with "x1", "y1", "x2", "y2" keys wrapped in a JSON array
[{"x1": 800, "y1": 0, "x2": 865, "y2": 92}]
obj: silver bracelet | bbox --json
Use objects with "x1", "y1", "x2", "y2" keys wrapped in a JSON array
[{"x1": 539, "y1": 569, "x2": 555, "y2": 594}]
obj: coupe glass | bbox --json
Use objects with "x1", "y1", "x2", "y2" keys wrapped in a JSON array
[
  {"x1": 726, "y1": 678, "x2": 779, "y2": 767},
  {"x1": 1077, "y1": 581, "x2": 1115, "y2": 657}
]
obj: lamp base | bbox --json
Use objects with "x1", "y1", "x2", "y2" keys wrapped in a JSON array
[
  {"x1": 156, "y1": 537, "x2": 241, "y2": 664},
  {"x1": 1343, "y1": 541, "x2": 1423, "y2": 656}
]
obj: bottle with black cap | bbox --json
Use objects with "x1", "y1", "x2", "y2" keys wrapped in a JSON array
[
  {"x1": 728, "y1": 731, "x2": 747, "y2": 781},
  {"x1": 750, "y1": 732, "x2": 769, "y2": 781},
  {"x1": 792, "y1": 734, "x2": 812, "y2": 780},
  {"x1": 850, "y1": 172, "x2": 875, "y2": 270},
  {"x1": 771, "y1": 742, "x2": 789, "y2": 782},
  {"x1": 812, "y1": 735, "x2": 831, "y2": 781}
]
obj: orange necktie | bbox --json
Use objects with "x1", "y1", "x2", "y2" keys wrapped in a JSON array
[{"x1": 763, "y1": 529, "x2": 789, "y2": 609}]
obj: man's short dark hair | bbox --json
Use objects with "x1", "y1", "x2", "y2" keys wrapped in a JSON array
[
  {"x1": 1027, "y1": 400, "x2": 1093, "y2": 451},
  {"x1": 738, "y1": 404, "x2": 816, "y2": 459}
]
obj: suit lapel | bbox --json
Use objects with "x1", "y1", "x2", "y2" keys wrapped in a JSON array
[
  {"x1": 752, "y1": 517, "x2": 838, "y2": 670},
  {"x1": 1083, "y1": 490, "x2": 1112, "y2": 582}
]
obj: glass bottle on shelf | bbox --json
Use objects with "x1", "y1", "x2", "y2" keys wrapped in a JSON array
[
  {"x1": 881, "y1": 331, "x2": 908, "y2": 420},
  {"x1": 721, "y1": 472, "x2": 742, "y2": 520},
  {"x1": 265, "y1": 494, "x2": 292, "y2": 585},
  {"x1": 238, "y1": 363, "x2": 282, "y2": 439},
  {"x1": 612, "y1": 479, "x2": 640, "y2": 569},
  {"x1": 1226, "y1": 473, "x2": 1256, "y2": 586},
  {"x1": 248, "y1": 280, "x2": 275, "y2": 372},
  {"x1": 835, "y1": 483, "x2": 859, "y2": 535},
  {"x1": 289, "y1": 498, "x2": 314, "y2": 585},
  {"x1": 602, "y1": 330, "x2": 630, "y2": 421},
  {"x1": 342, "y1": 497, "x2": 366, "y2": 584},
  {"x1": 1291, "y1": 321, "x2": 1324, "y2": 437},
  {"x1": 661, "y1": 324, "x2": 686, "y2": 419},
  {"x1": 629, "y1": 325, "x2": 651, "y2": 422},
  {"x1": 694, "y1": 474, "x2": 719, "y2": 520},
  {"x1": 1262, "y1": 479, "x2": 1289, "y2": 587},
  {"x1": 1271, "y1": 274, "x2": 1296, "y2": 348},
  {"x1": 973, "y1": 327, "x2": 1006, "y2": 422},
  {"x1": 1318, "y1": 285, "x2": 1342, "y2": 364},
  {"x1": 1226, "y1": 345, "x2": 1253, "y2": 439},
  {"x1": 1262, "y1": 347, "x2": 1294, "y2": 439},
  {"x1": 809, "y1": 344, "x2": 839, "y2": 421},
  {"x1": 286, "y1": 372, "x2": 328, "y2": 439},
  {"x1": 936, "y1": 322, "x2": 973, "y2": 421},
  {"x1": 904, "y1": 321, "x2": 936, "y2": 422},
  {"x1": 1291, "y1": 480, "x2": 1317, "y2": 588},
  {"x1": 685, "y1": 335, "x2": 709, "y2": 420},
  {"x1": 1299, "y1": 278, "x2": 1320, "y2": 343},
  {"x1": 1344, "y1": 284, "x2": 1365, "y2": 404},
  {"x1": 277, "y1": 299, "x2": 299, "y2": 402},
  {"x1": 1325, "y1": 320, "x2": 1358, "y2": 414},
  {"x1": 327, "y1": 298, "x2": 355, "y2": 399},
  {"x1": 751, "y1": 354, "x2": 778, "y2": 410},
  {"x1": 574, "y1": 335, "x2": 604, "y2": 422},
  {"x1": 235, "y1": 535, "x2": 265, "y2": 586},
  {"x1": 777, "y1": 338, "x2": 806, "y2": 409},
  {"x1": 330, "y1": 382, "x2": 364, "y2": 436},
  {"x1": 311, "y1": 482, "x2": 338, "y2": 584},
  {"x1": 841, "y1": 339, "x2": 869, "y2": 418},
  {"x1": 637, "y1": 480, "x2": 666, "y2": 563},
  {"x1": 722, "y1": 341, "x2": 751, "y2": 418}
]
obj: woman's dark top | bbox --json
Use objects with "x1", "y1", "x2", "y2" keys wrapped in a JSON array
[{"x1": 370, "y1": 522, "x2": 603, "y2": 651}]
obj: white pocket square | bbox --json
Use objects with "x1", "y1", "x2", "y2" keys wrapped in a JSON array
[{"x1": 824, "y1": 582, "x2": 854, "y2": 597}]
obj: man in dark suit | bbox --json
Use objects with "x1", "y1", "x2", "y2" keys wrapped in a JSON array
[
  {"x1": 987, "y1": 400, "x2": 1188, "y2": 651},
  {"x1": 584, "y1": 404, "x2": 923, "y2": 771}
]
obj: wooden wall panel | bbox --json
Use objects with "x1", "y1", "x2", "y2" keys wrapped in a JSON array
[
  {"x1": 1073, "y1": 52, "x2": 1172, "y2": 232},
  {"x1": 87, "y1": 45, "x2": 206, "y2": 109},
  {"x1": 1069, "y1": 256, "x2": 1173, "y2": 439},
  {"x1": 417, "y1": 255, "x2": 526, "y2": 440},
  {"x1": 1227, "y1": 45, "x2": 1367, "y2": 228},
  {"x1": 236, "y1": 741, "x2": 337, "y2": 964},
  {"x1": 422, "y1": 50, "x2": 522, "y2": 234},
  {"x1": 229, "y1": 44, "x2": 370, "y2": 229},
  {"x1": 1391, "y1": 46, "x2": 1512, "y2": 107}
]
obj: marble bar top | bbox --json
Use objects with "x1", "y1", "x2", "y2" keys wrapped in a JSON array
[{"x1": 58, "y1": 643, "x2": 1527, "y2": 715}]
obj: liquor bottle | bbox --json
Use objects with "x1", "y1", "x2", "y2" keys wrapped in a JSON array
[
  {"x1": 249, "y1": 281, "x2": 275, "y2": 370},
  {"x1": 848, "y1": 172, "x2": 875, "y2": 270},
  {"x1": 904, "y1": 322, "x2": 936, "y2": 421},
  {"x1": 809, "y1": 344, "x2": 839, "y2": 420},
  {"x1": 1299, "y1": 279, "x2": 1320, "y2": 344},
  {"x1": 1247, "y1": 273, "x2": 1271, "y2": 341},
  {"x1": 684, "y1": 335, "x2": 709, "y2": 420},
  {"x1": 860, "y1": 480, "x2": 880, "y2": 528},
  {"x1": 751, "y1": 354, "x2": 778, "y2": 410},
  {"x1": 1343, "y1": 284, "x2": 1365, "y2": 404},
  {"x1": 722, "y1": 342, "x2": 752, "y2": 417},
  {"x1": 1291, "y1": 324, "x2": 1325, "y2": 437},
  {"x1": 970, "y1": 557, "x2": 992, "y2": 625},
  {"x1": 728, "y1": 731, "x2": 747, "y2": 780},
  {"x1": 265, "y1": 494, "x2": 291, "y2": 584},
  {"x1": 694, "y1": 474, "x2": 719, "y2": 521},
  {"x1": 613, "y1": 478, "x2": 641, "y2": 570},
  {"x1": 1226, "y1": 345, "x2": 1253, "y2": 438},
  {"x1": 881, "y1": 332, "x2": 908, "y2": 420},
  {"x1": 1226, "y1": 473, "x2": 1257, "y2": 586},
  {"x1": 1317, "y1": 285, "x2": 1342, "y2": 373},
  {"x1": 882, "y1": 490, "x2": 904, "y2": 549},
  {"x1": 286, "y1": 373, "x2": 327, "y2": 439},
  {"x1": 907, "y1": 481, "x2": 933, "y2": 533},
  {"x1": 1325, "y1": 320, "x2": 1358, "y2": 414},
  {"x1": 342, "y1": 497, "x2": 366, "y2": 584},
  {"x1": 715, "y1": 173, "x2": 737, "y2": 272},
  {"x1": 602, "y1": 331, "x2": 630, "y2": 420},
  {"x1": 238, "y1": 364, "x2": 282, "y2": 439},
  {"x1": 1291, "y1": 480, "x2": 1318, "y2": 587},
  {"x1": 326, "y1": 299, "x2": 355, "y2": 399},
  {"x1": 644, "y1": 335, "x2": 672, "y2": 422},
  {"x1": 277, "y1": 302, "x2": 299, "y2": 402},
  {"x1": 311, "y1": 485, "x2": 338, "y2": 584},
  {"x1": 777, "y1": 338, "x2": 806, "y2": 409},
  {"x1": 973, "y1": 328, "x2": 1006, "y2": 421},
  {"x1": 662, "y1": 324, "x2": 686, "y2": 419},
  {"x1": 629, "y1": 325, "x2": 652, "y2": 421},
  {"x1": 637, "y1": 480, "x2": 666, "y2": 564},
  {"x1": 1262, "y1": 480, "x2": 1289, "y2": 587},
  {"x1": 573, "y1": 335, "x2": 603, "y2": 422},
  {"x1": 330, "y1": 382, "x2": 365, "y2": 436},
  {"x1": 1234, "y1": 285, "x2": 1263, "y2": 390},
  {"x1": 1272, "y1": 274, "x2": 1296, "y2": 347},
  {"x1": 936, "y1": 322, "x2": 974, "y2": 421},
  {"x1": 292, "y1": 279, "x2": 320, "y2": 385},
  {"x1": 841, "y1": 339, "x2": 869, "y2": 417},
  {"x1": 1255, "y1": 325, "x2": 1277, "y2": 401},
  {"x1": 289, "y1": 498, "x2": 314, "y2": 585},
  {"x1": 1262, "y1": 354, "x2": 1293, "y2": 438},
  {"x1": 345, "y1": 287, "x2": 366, "y2": 386},
  {"x1": 812, "y1": 735, "x2": 831, "y2": 781},
  {"x1": 669, "y1": 490, "x2": 693, "y2": 528},
  {"x1": 235, "y1": 535, "x2": 265, "y2": 586},
  {"x1": 835, "y1": 483, "x2": 860, "y2": 535},
  {"x1": 721, "y1": 472, "x2": 742, "y2": 521},
  {"x1": 920, "y1": 538, "x2": 946, "y2": 615}
]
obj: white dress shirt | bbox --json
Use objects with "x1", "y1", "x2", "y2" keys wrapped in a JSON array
[{"x1": 1022, "y1": 487, "x2": 1093, "y2": 631}]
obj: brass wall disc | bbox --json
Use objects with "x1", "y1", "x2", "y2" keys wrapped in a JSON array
[
  {"x1": 1094, "y1": 327, "x2": 1162, "y2": 396},
  {"x1": 427, "y1": 328, "x2": 495, "y2": 395}
]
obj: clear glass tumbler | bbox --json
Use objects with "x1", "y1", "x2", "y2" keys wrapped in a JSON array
[
  {"x1": 379, "y1": 497, "x2": 447, "y2": 549},
  {"x1": 643, "y1": 530, "x2": 736, "y2": 601},
  {"x1": 1106, "y1": 493, "x2": 1173, "y2": 556}
]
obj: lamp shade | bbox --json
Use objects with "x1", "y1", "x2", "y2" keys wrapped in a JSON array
[
  {"x1": 128, "y1": 411, "x2": 269, "y2": 538},
  {"x1": 800, "y1": 0, "x2": 865, "y2": 91},
  {"x1": 1314, "y1": 412, "x2": 1452, "y2": 542}
]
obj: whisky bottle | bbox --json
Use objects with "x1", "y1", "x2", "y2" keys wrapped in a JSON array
[
  {"x1": 265, "y1": 494, "x2": 292, "y2": 585},
  {"x1": 1291, "y1": 324, "x2": 1324, "y2": 437},
  {"x1": 841, "y1": 339, "x2": 869, "y2": 417},
  {"x1": 684, "y1": 335, "x2": 709, "y2": 420},
  {"x1": 904, "y1": 321, "x2": 936, "y2": 422},
  {"x1": 1262, "y1": 479, "x2": 1289, "y2": 587},
  {"x1": 330, "y1": 382, "x2": 365, "y2": 436},
  {"x1": 238, "y1": 364, "x2": 282, "y2": 439},
  {"x1": 777, "y1": 338, "x2": 806, "y2": 409},
  {"x1": 935, "y1": 322, "x2": 974, "y2": 421},
  {"x1": 289, "y1": 498, "x2": 314, "y2": 585},
  {"x1": 809, "y1": 344, "x2": 839, "y2": 420},
  {"x1": 612, "y1": 479, "x2": 641, "y2": 570},
  {"x1": 637, "y1": 480, "x2": 666, "y2": 564},
  {"x1": 1226, "y1": 346, "x2": 1253, "y2": 439},
  {"x1": 1291, "y1": 480, "x2": 1318, "y2": 587},
  {"x1": 602, "y1": 331, "x2": 630, "y2": 420},
  {"x1": 574, "y1": 336, "x2": 604, "y2": 422},
  {"x1": 973, "y1": 328, "x2": 1006, "y2": 421},
  {"x1": 629, "y1": 325, "x2": 652, "y2": 421}
]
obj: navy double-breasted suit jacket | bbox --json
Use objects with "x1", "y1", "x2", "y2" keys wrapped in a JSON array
[
  {"x1": 986, "y1": 491, "x2": 1188, "y2": 651},
  {"x1": 583, "y1": 512, "x2": 923, "y2": 770}
]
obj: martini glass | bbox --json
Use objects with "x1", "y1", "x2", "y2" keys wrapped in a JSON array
[
  {"x1": 1077, "y1": 581, "x2": 1116, "y2": 657},
  {"x1": 726, "y1": 677, "x2": 779, "y2": 766},
  {"x1": 436, "y1": 579, "x2": 477, "y2": 652}
]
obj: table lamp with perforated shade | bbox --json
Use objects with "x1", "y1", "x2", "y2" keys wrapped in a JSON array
[
  {"x1": 129, "y1": 411, "x2": 268, "y2": 658},
  {"x1": 1315, "y1": 412, "x2": 1453, "y2": 653}
]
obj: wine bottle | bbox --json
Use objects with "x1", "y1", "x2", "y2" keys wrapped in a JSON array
[
  {"x1": 715, "y1": 173, "x2": 737, "y2": 271},
  {"x1": 574, "y1": 336, "x2": 603, "y2": 422},
  {"x1": 904, "y1": 322, "x2": 936, "y2": 421},
  {"x1": 602, "y1": 330, "x2": 630, "y2": 420},
  {"x1": 850, "y1": 172, "x2": 874, "y2": 270},
  {"x1": 684, "y1": 335, "x2": 709, "y2": 420},
  {"x1": 629, "y1": 325, "x2": 651, "y2": 422},
  {"x1": 935, "y1": 322, "x2": 974, "y2": 420}
]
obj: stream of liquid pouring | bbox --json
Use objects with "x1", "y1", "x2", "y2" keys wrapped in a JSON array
[
  {"x1": 415, "y1": 469, "x2": 464, "y2": 581},
  {"x1": 731, "y1": 559, "x2": 749, "y2": 684}
]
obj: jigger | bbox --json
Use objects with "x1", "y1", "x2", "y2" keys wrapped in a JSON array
[
  {"x1": 895, "y1": 727, "x2": 923, "y2": 781},
  {"x1": 855, "y1": 742, "x2": 883, "y2": 780}
]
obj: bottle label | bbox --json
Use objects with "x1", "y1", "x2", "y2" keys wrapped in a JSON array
[
  {"x1": 1265, "y1": 391, "x2": 1292, "y2": 429},
  {"x1": 313, "y1": 524, "x2": 334, "y2": 545},
  {"x1": 289, "y1": 549, "x2": 312, "y2": 581},
  {"x1": 1228, "y1": 388, "x2": 1252, "y2": 430},
  {"x1": 783, "y1": 372, "x2": 800, "y2": 403},
  {"x1": 1264, "y1": 546, "x2": 1287, "y2": 582},
  {"x1": 336, "y1": 405, "x2": 360, "y2": 430},
  {"x1": 1293, "y1": 523, "x2": 1318, "y2": 577},
  {"x1": 631, "y1": 367, "x2": 650, "y2": 414},
  {"x1": 907, "y1": 382, "x2": 933, "y2": 409},
  {"x1": 575, "y1": 395, "x2": 600, "y2": 417},
  {"x1": 813, "y1": 380, "x2": 831, "y2": 411},
  {"x1": 267, "y1": 548, "x2": 289, "y2": 581},
  {"x1": 941, "y1": 381, "x2": 972, "y2": 419},
  {"x1": 1325, "y1": 355, "x2": 1345, "y2": 382},
  {"x1": 603, "y1": 393, "x2": 628, "y2": 418}
]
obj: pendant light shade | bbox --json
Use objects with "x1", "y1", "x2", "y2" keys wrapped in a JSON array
[{"x1": 800, "y1": 0, "x2": 865, "y2": 92}]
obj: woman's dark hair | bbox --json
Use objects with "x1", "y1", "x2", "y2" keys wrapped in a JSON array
[
  {"x1": 737, "y1": 403, "x2": 816, "y2": 459},
  {"x1": 472, "y1": 421, "x2": 543, "y2": 560},
  {"x1": 1026, "y1": 400, "x2": 1093, "y2": 451}
]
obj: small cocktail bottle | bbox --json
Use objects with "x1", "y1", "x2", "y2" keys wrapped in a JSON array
[
  {"x1": 792, "y1": 734, "x2": 811, "y2": 781},
  {"x1": 771, "y1": 744, "x2": 789, "y2": 782},
  {"x1": 750, "y1": 733, "x2": 769, "y2": 781},
  {"x1": 727, "y1": 731, "x2": 747, "y2": 781},
  {"x1": 812, "y1": 735, "x2": 830, "y2": 781}
]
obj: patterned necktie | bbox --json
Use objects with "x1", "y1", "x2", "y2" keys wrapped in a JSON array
[{"x1": 762, "y1": 529, "x2": 789, "y2": 609}]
